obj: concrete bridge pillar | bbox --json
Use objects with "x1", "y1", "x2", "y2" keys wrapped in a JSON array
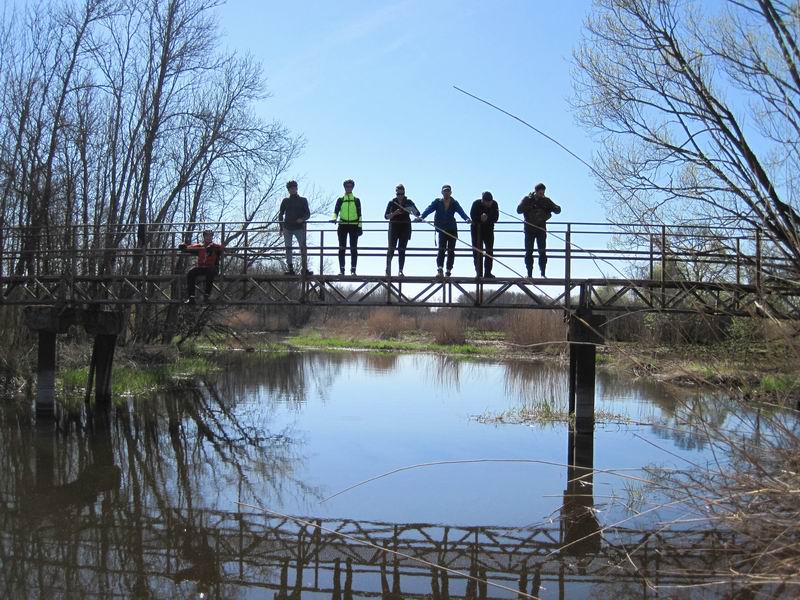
[
  {"x1": 23, "y1": 307, "x2": 75, "y2": 421},
  {"x1": 566, "y1": 307, "x2": 606, "y2": 434},
  {"x1": 83, "y1": 309, "x2": 125, "y2": 411}
]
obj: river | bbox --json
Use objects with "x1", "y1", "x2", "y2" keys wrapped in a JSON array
[{"x1": 0, "y1": 351, "x2": 749, "y2": 599}]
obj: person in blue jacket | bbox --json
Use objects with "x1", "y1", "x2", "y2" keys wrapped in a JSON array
[{"x1": 417, "y1": 184, "x2": 471, "y2": 278}]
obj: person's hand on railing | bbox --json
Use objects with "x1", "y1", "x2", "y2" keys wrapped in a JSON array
[
  {"x1": 414, "y1": 217, "x2": 424, "y2": 222},
  {"x1": 329, "y1": 218, "x2": 337, "y2": 223},
  {"x1": 464, "y1": 218, "x2": 471, "y2": 224}
]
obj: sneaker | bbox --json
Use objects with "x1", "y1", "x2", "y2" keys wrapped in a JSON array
[
  {"x1": 540, "y1": 270, "x2": 546, "y2": 278},
  {"x1": 445, "y1": 271, "x2": 451, "y2": 277},
  {"x1": 302, "y1": 269, "x2": 314, "y2": 276},
  {"x1": 184, "y1": 296, "x2": 195, "y2": 304},
  {"x1": 435, "y1": 269, "x2": 444, "y2": 280},
  {"x1": 283, "y1": 270, "x2": 296, "y2": 276},
  {"x1": 484, "y1": 273, "x2": 496, "y2": 279},
  {"x1": 526, "y1": 270, "x2": 533, "y2": 279},
  {"x1": 385, "y1": 267, "x2": 391, "y2": 277},
  {"x1": 398, "y1": 271, "x2": 404, "y2": 277},
  {"x1": 350, "y1": 269, "x2": 357, "y2": 276},
  {"x1": 339, "y1": 269, "x2": 345, "y2": 276}
]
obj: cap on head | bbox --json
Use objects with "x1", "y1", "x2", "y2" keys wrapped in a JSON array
[
  {"x1": 395, "y1": 184, "x2": 405, "y2": 192},
  {"x1": 534, "y1": 183, "x2": 546, "y2": 191},
  {"x1": 441, "y1": 184, "x2": 452, "y2": 193},
  {"x1": 343, "y1": 179, "x2": 355, "y2": 187},
  {"x1": 286, "y1": 180, "x2": 298, "y2": 190},
  {"x1": 482, "y1": 191, "x2": 493, "y2": 201}
]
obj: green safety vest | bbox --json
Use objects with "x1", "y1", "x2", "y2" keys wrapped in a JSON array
[{"x1": 337, "y1": 194, "x2": 360, "y2": 223}]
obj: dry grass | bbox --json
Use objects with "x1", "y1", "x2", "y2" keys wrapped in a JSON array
[
  {"x1": 366, "y1": 308, "x2": 416, "y2": 340},
  {"x1": 502, "y1": 310, "x2": 565, "y2": 347},
  {"x1": 420, "y1": 311, "x2": 466, "y2": 345}
]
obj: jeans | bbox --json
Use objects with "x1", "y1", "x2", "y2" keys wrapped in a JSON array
[
  {"x1": 186, "y1": 266, "x2": 217, "y2": 298},
  {"x1": 337, "y1": 224, "x2": 359, "y2": 271},
  {"x1": 283, "y1": 227, "x2": 307, "y2": 272},
  {"x1": 437, "y1": 229, "x2": 457, "y2": 271},
  {"x1": 524, "y1": 228, "x2": 548, "y2": 274},
  {"x1": 471, "y1": 226, "x2": 494, "y2": 276},
  {"x1": 387, "y1": 224, "x2": 411, "y2": 271}
]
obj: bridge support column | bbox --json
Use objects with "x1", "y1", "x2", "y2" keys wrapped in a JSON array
[
  {"x1": 83, "y1": 309, "x2": 125, "y2": 411},
  {"x1": 566, "y1": 307, "x2": 606, "y2": 434},
  {"x1": 35, "y1": 331, "x2": 57, "y2": 420},
  {"x1": 24, "y1": 306, "x2": 76, "y2": 421}
]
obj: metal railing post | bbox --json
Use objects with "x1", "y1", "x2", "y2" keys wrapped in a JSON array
[
  {"x1": 565, "y1": 224, "x2": 572, "y2": 310},
  {"x1": 319, "y1": 230, "x2": 324, "y2": 276}
]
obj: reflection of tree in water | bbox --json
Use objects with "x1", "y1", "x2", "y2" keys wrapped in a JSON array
[
  {"x1": 0, "y1": 372, "x2": 313, "y2": 599},
  {"x1": 503, "y1": 359, "x2": 568, "y2": 406}
]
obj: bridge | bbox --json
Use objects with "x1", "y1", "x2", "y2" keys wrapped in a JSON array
[
  {"x1": 1, "y1": 220, "x2": 798, "y2": 316},
  {"x1": 3, "y1": 220, "x2": 798, "y2": 430}
]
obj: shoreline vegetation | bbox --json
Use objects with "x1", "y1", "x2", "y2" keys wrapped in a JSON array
[{"x1": 1, "y1": 315, "x2": 797, "y2": 404}]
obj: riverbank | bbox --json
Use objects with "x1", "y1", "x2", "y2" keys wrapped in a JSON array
[{"x1": 1, "y1": 326, "x2": 797, "y2": 405}]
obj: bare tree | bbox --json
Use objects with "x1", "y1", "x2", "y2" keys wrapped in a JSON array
[
  {"x1": 0, "y1": 0, "x2": 301, "y2": 341},
  {"x1": 574, "y1": 0, "x2": 800, "y2": 275}
]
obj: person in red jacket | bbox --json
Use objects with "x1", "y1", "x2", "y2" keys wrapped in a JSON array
[{"x1": 179, "y1": 229, "x2": 224, "y2": 303}]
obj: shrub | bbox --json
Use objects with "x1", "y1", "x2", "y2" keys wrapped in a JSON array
[
  {"x1": 366, "y1": 308, "x2": 416, "y2": 339},
  {"x1": 422, "y1": 311, "x2": 466, "y2": 345},
  {"x1": 503, "y1": 310, "x2": 564, "y2": 348}
]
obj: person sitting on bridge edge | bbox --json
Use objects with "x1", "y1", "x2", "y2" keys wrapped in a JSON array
[
  {"x1": 179, "y1": 229, "x2": 224, "y2": 304},
  {"x1": 470, "y1": 191, "x2": 499, "y2": 278},
  {"x1": 330, "y1": 179, "x2": 362, "y2": 276},
  {"x1": 517, "y1": 183, "x2": 561, "y2": 278},
  {"x1": 279, "y1": 180, "x2": 312, "y2": 276},
  {"x1": 384, "y1": 184, "x2": 419, "y2": 277},
  {"x1": 417, "y1": 184, "x2": 470, "y2": 279}
]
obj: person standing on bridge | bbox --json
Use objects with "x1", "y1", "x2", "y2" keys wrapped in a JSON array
[
  {"x1": 330, "y1": 179, "x2": 362, "y2": 276},
  {"x1": 384, "y1": 184, "x2": 419, "y2": 277},
  {"x1": 517, "y1": 183, "x2": 561, "y2": 278},
  {"x1": 470, "y1": 191, "x2": 499, "y2": 278},
  {"x1": 278, "y1": 180, "x2": 312, "y2": 276},
  {"x1": 179, "y1": 229, "x2": 224, "y2": 304},
  {"x1": 417, "y1": 184, "x2": 470, "y2": 279}
]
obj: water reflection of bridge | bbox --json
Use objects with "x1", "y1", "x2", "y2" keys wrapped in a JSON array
[
  {"x1": 0, "y1": 408, "x2": 739, "y2": 600},
  {"x1": 2, "y1": 503, "x2": 733, "y2": 599}
]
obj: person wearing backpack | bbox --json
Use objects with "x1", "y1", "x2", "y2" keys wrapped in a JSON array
[
  {"x1": 384, "y1": 183, "x2": 419, "y2": 276},
  {"x1": 330, "y1": 179, "x2": 362, "y2": 276},
  {"x1": 517, "y1": 183, "x2": 561, "y2": 278}
]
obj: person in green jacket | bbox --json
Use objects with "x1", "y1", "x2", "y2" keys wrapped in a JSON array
[{"x1": 330, "y1": 179, "x2": 363, "y2": 276}]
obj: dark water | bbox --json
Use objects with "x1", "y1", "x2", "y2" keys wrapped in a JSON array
[{"x1": 0, "y1": 351, "x2": 747, "y2": 599}]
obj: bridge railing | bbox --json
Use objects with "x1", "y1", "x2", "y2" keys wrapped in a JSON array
[
  {"x1": 0, "y1": 220, "x2": 797, "y2": 310},
  {"x1": 0, "y1": 220, "x2": 785, "y2": 280}
]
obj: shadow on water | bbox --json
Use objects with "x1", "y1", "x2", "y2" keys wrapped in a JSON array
[{"x1": 0, "y1": 351, "x2": 757, "y2": 598}]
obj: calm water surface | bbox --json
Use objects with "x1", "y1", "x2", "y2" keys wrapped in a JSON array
[{"x1": 0, "y1": 351, "x2": 742, "y2": 599}]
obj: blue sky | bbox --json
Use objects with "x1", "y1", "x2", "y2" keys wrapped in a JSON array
[{"x1": 219, "y1": 0, "x2": 605, "y2": 277}]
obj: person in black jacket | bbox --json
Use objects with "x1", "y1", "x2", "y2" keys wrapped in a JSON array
[
  {"x1": 278, "y1": 180, "x2": 312, "y2": 276},
  {"x1": 470, "y1": 191, "x2": 499, "y2": 278},
  {"x1": 384, "y1": 184, "x2": 419, "y2": 276},
  {"x1": 517, "y1": 183, "x2": 561, "y2": 277}
]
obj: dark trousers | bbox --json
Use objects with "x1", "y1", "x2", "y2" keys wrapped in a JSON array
[
  {"x1": 186, "y1": 266, "x2": 217, "y2": 298},
  {"x1": 524, "y1": 228, "x2": 548, "y2": 274},
  {"x1": 387, "y1": 225, "x2": 410, "y2": 271},
  {"x1": 471, "y1": 226, "x2": 494, "y2": 276},
  {"x1": 437, "y1": 230, "x2": 457, "y2": 271},
  {"x1": 337, "y1": 224, "x2": 359, "y2": 271}
]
